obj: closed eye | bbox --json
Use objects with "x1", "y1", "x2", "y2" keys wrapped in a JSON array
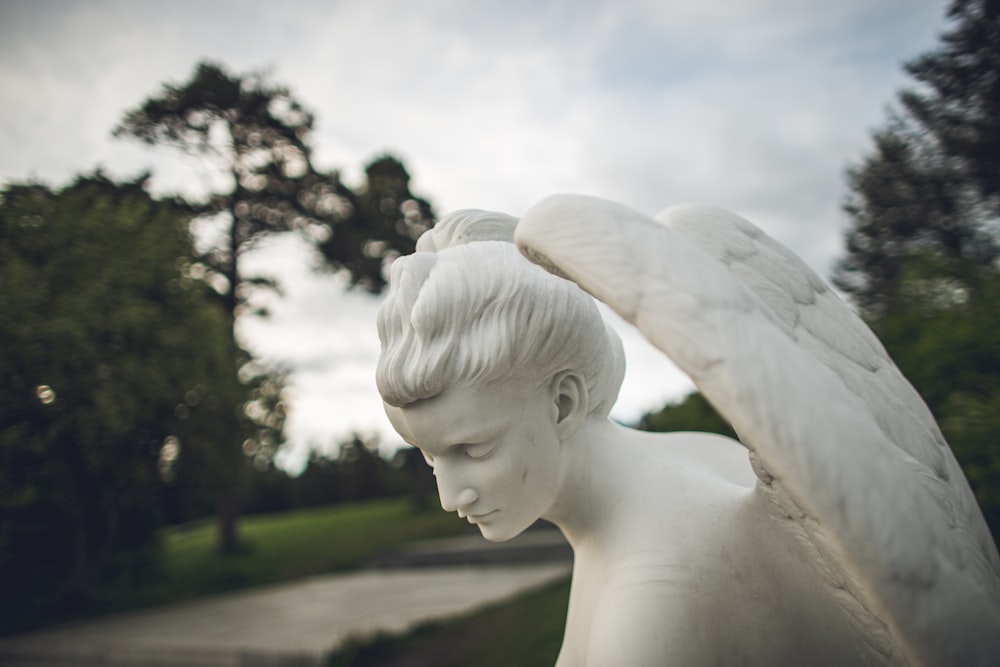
[{"x1": 464, "y1": 443, "x2": 495, "y2": 459}]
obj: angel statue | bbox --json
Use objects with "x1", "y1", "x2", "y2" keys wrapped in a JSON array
[{"x1": 375, "y1": 194, "x2": 1000, "y2": 666}]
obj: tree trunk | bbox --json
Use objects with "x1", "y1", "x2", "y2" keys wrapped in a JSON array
[
  {"x1": 214, "y1": 194, "x2": 243, "y2": 555},
  {"x1": 70, "y1": 511, "x2": 90, "y2": 593},
  {"x1": 215, "y1": 486, "x2": 241, "y2": 554}
]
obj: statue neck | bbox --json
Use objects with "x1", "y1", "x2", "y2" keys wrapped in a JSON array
[{"x1": 543, "y1": 418, "x2": 638, "y2": 549}]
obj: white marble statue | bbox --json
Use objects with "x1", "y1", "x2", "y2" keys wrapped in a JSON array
[{"x1": 376, "y1": 195, "x2": 1000, "y2": 666}]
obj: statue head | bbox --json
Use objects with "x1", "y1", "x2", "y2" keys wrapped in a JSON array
[
  {"x1": 376, "y1": 210, "x2": 625, "y2": 418},
  {"x1": 375, "y1": 210, "x2": 625, "y2": 541}
]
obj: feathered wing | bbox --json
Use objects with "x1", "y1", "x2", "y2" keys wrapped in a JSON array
[{"x1": 515, "y1": 194, "x2": 1000, "y2": 667}]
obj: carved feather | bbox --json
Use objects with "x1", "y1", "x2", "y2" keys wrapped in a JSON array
[{"x1": 516, "y1": 194, "x2": 1000, "y2": 666}]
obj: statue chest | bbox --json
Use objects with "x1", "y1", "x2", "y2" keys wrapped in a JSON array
[{"x1": 556, "y1": 523, "x2": 874, "y2": 666}]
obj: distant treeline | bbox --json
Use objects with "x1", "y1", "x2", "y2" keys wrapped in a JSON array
[{"x1": 162, "y1": 438, "x2": 438, "y2": 526}]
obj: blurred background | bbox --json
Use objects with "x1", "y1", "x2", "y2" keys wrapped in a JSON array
[{"x1": 1, "y1": 0, "x2": 998, "y2": 660}]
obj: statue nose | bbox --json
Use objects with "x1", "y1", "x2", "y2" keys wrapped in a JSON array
[{"x1": 441, "y1": 487, "x2": 479, "y2": 513}]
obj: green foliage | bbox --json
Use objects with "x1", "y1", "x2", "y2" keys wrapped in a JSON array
[
  {"x1": 31, "y1": 499, "x2": 467, "y2": 633},
  {"x1": 836, "y1": 1, "x2": 1000, "y2": 542},
  {"x1": 0, "y1": 173, "x2": 232, "y2": 631},
  {"x1": 836, "y1": 117, "x2": 992, "y2": 317},
  {"x1": 836, "y1": 0, "x2": 1000, "y2": 316},
  {"x1": 115, "y1": 61, "x2": 435, "y2": 551},
  {"x1": 166, "y1": 500, "x2": 463, "y2": 593},
  {"x1": 636, "y1": 392, "x2": 736, "y2": 439},
  {"x1": 115, "y1": 61, "x2": 329, "y2": 552},
  {"x1": 316, "y1": 154, "x2": 434, "y2": 293},
  {"x1": 114, "y1": 60, "x2": 434, "y2": 298},
  {"x1": 871, "y1": 255, "x2": 1000, "y2": 536},
  {"x1": 903, "y1": 0, "x2": 1000, "y2": 203},
  {"x1": 237, "y1": 438, "x2": 436, "y2": 520}
]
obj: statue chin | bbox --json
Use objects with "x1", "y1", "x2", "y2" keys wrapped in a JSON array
[{"x1": 467, "y1": 511, "x2": 531, "y2": 543}]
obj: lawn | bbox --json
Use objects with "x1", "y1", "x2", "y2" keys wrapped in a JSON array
[
  {"x1": 327, "y1": 575, "x2": 571, "y2": 667},
  {"x1": 154, "y1": 499, "x2": 572, "y2": 666},
  {"x1": 14, "y1": 497, "x2": 572, "y2": 663},
  {"x1": 99, "y1": 498, "x2": 470, "y2": 613}
]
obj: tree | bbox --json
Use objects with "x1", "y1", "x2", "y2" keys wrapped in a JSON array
[
  {"x1": 835, "y1": 0, "x2": 1000, "y2": 539},
  {"x1": 316, "y1": 154, "x2": 434, "y2": 293},
  {"x1": 115, "y1": 61, "x2": 433, "y2": 552},
  {"x1": 636, "y1": 392, "x2": 736, "y2": 439},
  {"x1": 0, "y1": 173, "x2": 231, "y2": 629},
  {"x1": 871, "y1": 254, "x2": 1000, "y2": 537},
  {"x1": 835, "y1": 0, "x2": 1000, "y2": 315},
  {"x1": 903, "y1": 0, "x2": 1000, "y2": 205}
]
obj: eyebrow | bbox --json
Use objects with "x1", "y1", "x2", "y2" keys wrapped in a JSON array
[
  {"x1": 445, "y1": 422, "x2": 504, "y2": 447},
  {"x1": 416, "y1": 422, "x2": 503, "y2": 456}
]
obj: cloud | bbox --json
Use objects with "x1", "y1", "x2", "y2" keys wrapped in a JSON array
[{"x1": 0, "y1": 0, "x2": 952, "y2": 469}]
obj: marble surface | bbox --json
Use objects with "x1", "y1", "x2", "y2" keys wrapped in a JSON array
[{"x1": 377, "y1": 198, "x2": 1000, "y2": 666}]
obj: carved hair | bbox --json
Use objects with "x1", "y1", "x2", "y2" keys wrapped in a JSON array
[{"x1": 376, "y1": 210, "x2": 625, "y2": 417}]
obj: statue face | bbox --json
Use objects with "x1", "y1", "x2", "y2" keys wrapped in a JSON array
[{"x1": 384, "y1": 382, "x2": 562, "y2": 542}]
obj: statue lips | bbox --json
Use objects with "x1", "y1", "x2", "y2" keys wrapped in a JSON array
[{"x1": 466, "y1": 510, "x2": 499, "y2": 525}]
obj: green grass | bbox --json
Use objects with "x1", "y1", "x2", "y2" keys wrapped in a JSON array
[
  {"x1": 100, "y1": 498, "x2": 469, "y2": 613},
  {"x1": 327, "y1": 576, "x2": 571, "y2": 667},
  {"x1": 11, "y1": 497, "x2": 572, "y2": 665}
]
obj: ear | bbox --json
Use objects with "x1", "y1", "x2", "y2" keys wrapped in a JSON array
[{"x1": 550, "y1": 371, "x2": 588, "y2": 441}]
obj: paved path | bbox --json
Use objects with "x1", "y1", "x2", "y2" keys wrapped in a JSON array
[
  {"x1": 368, "y1": 526, "x2": 573, "y2": 567},
  {"x1": 0, "y1": 532, "x2": 571, "y2": 667}
]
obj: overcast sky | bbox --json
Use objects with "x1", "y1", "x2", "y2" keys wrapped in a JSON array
[{"x1": 0, "y1": 0, "x2": 950, "y2": 471}]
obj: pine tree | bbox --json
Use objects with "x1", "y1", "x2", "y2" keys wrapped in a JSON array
[
  {"x1": 836, "y1": 0, "x2": 1000, "y2": 540},
  {"x1": 836, "y1": 0, "x2": 1000, "y2": 316},
  {"x1": 116, "y1": 61, "x2": 433, "y2": 552}
]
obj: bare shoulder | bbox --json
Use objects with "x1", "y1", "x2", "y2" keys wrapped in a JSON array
[
  {"x1": 562, "y1": 426, "x2": 872, "y2": 666},
  {"x1": 583, "y1": 570, "x2": 772, "y2": 667},
  {"x1": 577, "y1": 519, "x2": 869, "y2": 667},
  {"x1": 621, "y1": 427, "x2": 757, "y2": 490}
]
